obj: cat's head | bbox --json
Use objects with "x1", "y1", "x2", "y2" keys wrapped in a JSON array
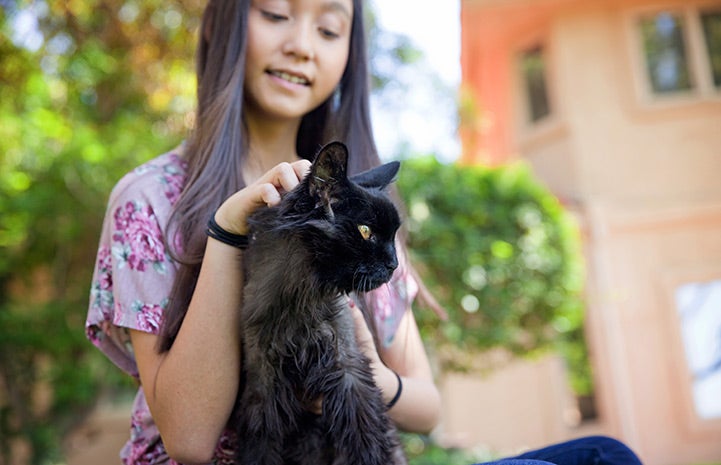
[{"x1": 288, "y1": 141, "x2": 401, "y2": 293}]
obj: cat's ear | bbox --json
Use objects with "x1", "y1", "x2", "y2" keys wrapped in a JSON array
[
  {"x1": 310, "y1": 141, "x2": 348, "y2": 188},
  {"x1": 351, "y1": 161, "x2": 400, "y2": 191},
  {"x1": 308, "y1": 142, "x2": 348, "y2": 211}
]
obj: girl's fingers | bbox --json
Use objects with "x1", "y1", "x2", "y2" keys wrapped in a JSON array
[
  {"x1": 255, "y1": 160, "x2": 310, "y2": 206},
  {"x1": 215, "y1": 159, "x2": 311, "y2": 234},
  {"x1": 259, "y1": 160, "x2": 311, "y2": 194},
  {"x1": 291, "y1": 159, "x2": 312, "y2": 180},
  {"x1": 256, "y1": 183, "x2": 282, "y2": 207},
  {"x1": 272, "y1": 162, "x2": 299, "y2": 193}
]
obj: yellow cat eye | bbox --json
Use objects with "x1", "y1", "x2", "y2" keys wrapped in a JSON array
[{"x1": 357, "y1": 224, "x2": 372, "y2": 240}]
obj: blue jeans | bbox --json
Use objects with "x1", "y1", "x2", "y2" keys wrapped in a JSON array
[{"x1": 474, "y1": 435, "x2": 643, "y2": 465}]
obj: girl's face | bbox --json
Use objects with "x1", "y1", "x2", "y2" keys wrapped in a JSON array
[{"x1": 244, "y1": 0, "x2": 353, "y2": 123}]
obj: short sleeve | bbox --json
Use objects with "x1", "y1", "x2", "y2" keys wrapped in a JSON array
[
  {"x1": 364, "y1": 242, "x2": 419, "y2": 347},
  {"x1": 85, "y1": 153, "x2": 184, "y2": 377}
]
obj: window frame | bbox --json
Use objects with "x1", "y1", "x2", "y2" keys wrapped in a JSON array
[
  {"x1": 662, "y1": 264, "x2": 721, "y2": 434},
  {"x1": 627, "y1": 2, "x2": 721, "y2": 105},
  {"x1": 519, "y1": 44, "x2": 553, "y2": 124},
  {"x1": 513, "y1": 34, "x2": 563, "y2": 143}
]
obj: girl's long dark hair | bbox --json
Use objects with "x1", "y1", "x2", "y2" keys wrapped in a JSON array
[{"x1": 158, "y1": 0, "x2": 380, "y2": 352}]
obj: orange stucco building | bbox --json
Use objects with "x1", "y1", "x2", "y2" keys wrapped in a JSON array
[{"x1": 440, "y1": 0, "x2": 721, "y2": 464}]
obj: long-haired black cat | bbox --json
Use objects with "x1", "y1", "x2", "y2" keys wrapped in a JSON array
[{"x1": 233, "y1": 141, "x2": 407, "y2": 465}]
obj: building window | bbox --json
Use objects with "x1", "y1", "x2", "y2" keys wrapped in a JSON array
[
  {"x1": 635, "y1": 6, "x2": 721, "y2": 97},
  {"x1": 700, "y1": 9, "x2": 721, "y2": 89},
  {"x1": 520, "y1": 46, "x2": 551, "y2": 123},
  {"x1": 675, "y1": 279, "x2": 721, "y2": 420},
  {"x1": 639, "y1": 13, "x2": 693, "y2": 93}
]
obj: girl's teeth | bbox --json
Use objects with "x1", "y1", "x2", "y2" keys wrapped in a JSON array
[{"x1": 273, "y1": 71, "x2": 308, "y2": 85}]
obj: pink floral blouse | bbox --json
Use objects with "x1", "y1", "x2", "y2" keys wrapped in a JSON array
[{"x1": 85, "y1": 147, "x2": 418, "y2": 465}]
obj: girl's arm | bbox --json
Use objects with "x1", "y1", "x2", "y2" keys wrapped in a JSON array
[
  {"x1": 130, "y1": 238, "x2": 243, "y2": 464},
  {"x1": 130, "y1": 160, "x2": 311, "y2": 465},
  {"x1": 351, "y1": 303, "x2": 442, "y2": 434}
]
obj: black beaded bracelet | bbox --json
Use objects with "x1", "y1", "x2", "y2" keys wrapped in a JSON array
[
  {"x1": 386, "y1": 371, "x2": 403, "y2": 409},
  {"x1": 207, "y1": 214, "x2": 249, "y2": 250}
]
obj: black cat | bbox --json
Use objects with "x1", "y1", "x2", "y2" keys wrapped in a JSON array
[{"x1": 233, "y1": 141, "x2": 407, "y2": 465}]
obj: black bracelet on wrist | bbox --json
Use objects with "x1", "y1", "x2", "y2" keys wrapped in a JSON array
[
  {"x1": 206, "y1": 213, "x2": 249, "y2": 250},
  {"x1": 386, "y1": 370, "x2": 403, "y2": 409}
]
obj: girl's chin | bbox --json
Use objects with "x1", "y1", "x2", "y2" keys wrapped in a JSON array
[
  {"x1": 251, "y1": 94, "x2": 328, "y2": 121},
  {"x1": 247, "y1": 102, "x2": 311, "y2": 122}
]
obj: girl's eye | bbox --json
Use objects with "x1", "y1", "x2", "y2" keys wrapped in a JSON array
[
  {"x1": 260, "y1": 10, "x2": 288, "y2": 21},
  {"x1": 317, "y1": 13, "x2": 345, "y2": 40},
  {"x1": 319, "y1": 28, "x2": 340, "y2": 39},
  {"x1": 357, "y1": 224, "x2": 372, "y2": 241}
]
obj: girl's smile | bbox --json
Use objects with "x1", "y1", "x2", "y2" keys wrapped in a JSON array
[{"x1": 266, "y1": 69, "x2": 312, "y2": 87}]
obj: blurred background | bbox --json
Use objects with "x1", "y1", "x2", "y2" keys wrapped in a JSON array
[{"x1": 1, "y1": 0, "x2": 721, "y2": 464}]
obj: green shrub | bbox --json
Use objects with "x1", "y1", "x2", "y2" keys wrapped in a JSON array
[{"x1": 397, "y1": 156, "x2": 589, "y2": 392}]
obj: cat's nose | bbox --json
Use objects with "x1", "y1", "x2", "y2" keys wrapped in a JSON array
[{"x1": 385, "y1": 252, "x2": 398, "y2": 272}]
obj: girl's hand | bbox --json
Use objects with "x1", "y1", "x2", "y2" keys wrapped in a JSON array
[
  {"x1": 348, "y1": 299, "x2": 400, "y2": 406},
  {"x1": 214, "y1": 159, "x2": 312, "y2": 235}
]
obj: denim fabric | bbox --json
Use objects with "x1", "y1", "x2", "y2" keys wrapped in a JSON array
[
  {"x1": 474, "y1": 436, "x2": 643, "y2": 465},
  {"x1": 477, "y1": 461, "x2": 556, "y2": 465}
]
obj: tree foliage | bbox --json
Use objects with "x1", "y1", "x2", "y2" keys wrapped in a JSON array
[{"x1": 0, "y1": 1, "x2": 200, "y2": 462}]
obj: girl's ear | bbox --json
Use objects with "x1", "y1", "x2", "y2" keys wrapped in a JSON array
[
  {"x1": 204, "y1": 20, "x2": 212, "y2": 43},
  {"x1": 202, "y1": 2, "x2": 215, "y2": 43}
]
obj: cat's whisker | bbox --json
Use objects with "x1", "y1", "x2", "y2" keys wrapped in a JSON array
[
  {"x1": 362, "y1": 274, "x2": 373, "y2": 293},
  {"x1": 361, "y1": 275, "x2": 369, "y2": 292},
  {"x1": 351, "y1": 268, "x2": 360, "y2": 290}
]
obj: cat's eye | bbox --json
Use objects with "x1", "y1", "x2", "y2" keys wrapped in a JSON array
[{"x1": 357, "y1": 224, "x2": 372, "y2": 241}]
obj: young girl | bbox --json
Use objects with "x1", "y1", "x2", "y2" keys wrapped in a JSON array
[
  {"x1": 85, "y1": 0, "x2": 643, "y2": 464},
  {"x1": 87, "y1": 0, "x2": 440, "y2": 463}
]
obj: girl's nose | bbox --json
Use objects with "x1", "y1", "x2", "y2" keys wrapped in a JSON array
[{"x1": 282, "y1": 21, "x2": 315, "y2": 61}]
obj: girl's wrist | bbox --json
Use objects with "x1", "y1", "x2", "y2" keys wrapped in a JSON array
[
  {"x1": 214, "y1": 205, "x2": 247, "y2": 235},
  {"x1": 385, "y1": 370, "x2": 402, "y2": 409},
  {"x1": 207, "y1": 207, "x2": 249, "y2": 250},
  {"x1": 377, "y1": 365, "x2": 401, "y2": 407}
]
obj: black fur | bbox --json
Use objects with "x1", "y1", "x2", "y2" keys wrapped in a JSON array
[{"x1": 233, "y1": 142, "x2": 407, "y2": 465}]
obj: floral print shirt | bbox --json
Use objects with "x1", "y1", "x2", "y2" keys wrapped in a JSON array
[{"x1": 85, "y1": 147, "x2": 418, "y2": 465}]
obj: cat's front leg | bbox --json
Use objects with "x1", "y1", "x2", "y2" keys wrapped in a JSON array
[
  {"x1": 322, "y1": 359, "x2": 401, "y2": 465},
  {"x1": 235, "y1": 351, "x2": 300, "y2": 465},
  {"x1": 234, "y1": 381, "x2": 286, "y2": 465},
  {"x1": 320, "y1": 307, "x2": 405, "y2": 465}
]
